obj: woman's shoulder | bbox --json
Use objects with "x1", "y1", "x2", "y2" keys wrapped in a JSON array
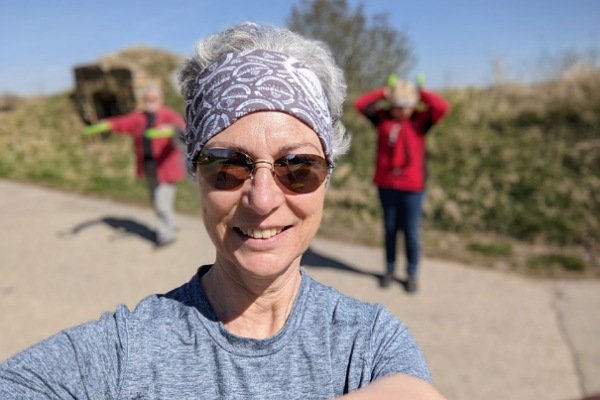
[
  {"x1": 127, "y1": 273, "x2": 200, "y2": 323},
  {"x1": 303, "y1": 272, "x2": 391, "y2": 326}
]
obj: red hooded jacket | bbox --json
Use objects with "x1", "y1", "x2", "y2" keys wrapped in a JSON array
[
  {"x1": 106, "y1": 107, "x2": 186, "y2": 183},
  {"x1": 355, "y1": 87, "x2": 449, "y2": 192}
]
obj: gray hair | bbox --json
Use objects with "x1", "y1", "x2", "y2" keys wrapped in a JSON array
[{"x1": 178, "y1": 22, "x2": 350, "y2": 162}]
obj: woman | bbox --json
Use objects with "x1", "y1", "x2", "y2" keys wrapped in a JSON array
[
  {"x1": 0, "y1": 23, "x2": 445, "y2": 399},
  {"x1": 355, "y1": 75, "x2": 449, "y2": 293},
  {"x1": 83, "y1": 83, "x2": 186, "y2": 247}
]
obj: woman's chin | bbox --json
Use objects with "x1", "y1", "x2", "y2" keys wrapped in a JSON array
[{"x1": 230, "y1": 251, "x2": 302, "y2": 280}]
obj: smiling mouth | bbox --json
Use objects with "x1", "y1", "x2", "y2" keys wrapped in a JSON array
[{"x1": 235, "y1": 226, "x2": 290, "y2": 239}]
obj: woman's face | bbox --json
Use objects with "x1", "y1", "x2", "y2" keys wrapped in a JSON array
[
  {"x1": 142, "y1": 90, "x2": 162, "y2": 113},
  {"x1": 199, "y1": 111, "x2": 327, "y2": 280},
  {"x1": 391, "y1": 105, "x2": 414, "y2": 120}
]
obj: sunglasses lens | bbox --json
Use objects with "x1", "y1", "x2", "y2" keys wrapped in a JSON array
[
  {"x1": 197, "y1": 149, "x2": 329, "y2": 193},
  {"x1": 197, "y1": 149, "x2": 251, "y2": 190},
  {"x1": 275, "y1": 154, "x2": 329, "y2": 193}
]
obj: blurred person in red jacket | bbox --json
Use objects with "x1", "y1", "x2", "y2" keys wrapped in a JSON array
[
  {"x1": 84, "y1": 84, "x2": 186, "y2": 247},
  {"x1": 355, "y1": 74, "x2": 449, "y2": 293}
]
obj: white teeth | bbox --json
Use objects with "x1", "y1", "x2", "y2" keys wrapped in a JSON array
[{"x1": 239, "y1": 227, "x2": 283, "y2": 239}]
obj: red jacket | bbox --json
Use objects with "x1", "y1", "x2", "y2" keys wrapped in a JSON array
[
  {"x1": 107, "y1": 107, "x2": 186, "y2": 183},
  {"x1": 355, "y1": 87, "x2": 449, "y2": 192}
]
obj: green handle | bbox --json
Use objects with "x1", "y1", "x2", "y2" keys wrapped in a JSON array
[
  {"x1": 416, "y1": 72, "x2": 426, "y2": 88},
  {"x1": 144, "y1": 127, "x2": 176, "y2": 139},
  {"x1": 83, "y1": 122, "x2": 111, "y2": 136},
  {"x1": 387, "y1": 73, "x2": 399, "y2": 89}
]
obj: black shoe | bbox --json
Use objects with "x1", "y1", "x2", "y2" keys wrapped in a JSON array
[
  {"x1": 380, "y1": 272, "x2": 394, "y2": 288},
  {"x1": 405, "y1": 277, "x2": 418, "y2": 293}
]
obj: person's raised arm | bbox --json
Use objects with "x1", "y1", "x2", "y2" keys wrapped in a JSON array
[
  {"x1": 339, "y1": 306, "x2": 446, "y2": 399},
  {"x1": 355, "y1": 86, "x2": 389, "y2": 126},
  {"x1": 82, "y1": 121, "x2": 112, "y2": 137},
  {"x1": 417, "y1": 88, "x2": 450, "y2": 126},
  {"x1": 338, "y1": 374, "x2": 447, "y2": 400}
]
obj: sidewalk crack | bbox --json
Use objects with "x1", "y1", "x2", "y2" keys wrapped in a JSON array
[{"x1": 550, "y1": 284, "x2": 586, "y2": 397}]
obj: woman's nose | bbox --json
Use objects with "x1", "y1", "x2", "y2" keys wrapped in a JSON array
[{"x1": 242, "y1": 164, "x2": 285, "y2": 215}]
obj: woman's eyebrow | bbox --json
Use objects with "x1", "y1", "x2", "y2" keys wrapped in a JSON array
[
  {"x1": 203, "y1": 142, "x2": 246, "y2": 153},
  {"x1": 205, "y1": 141, "x2": 322, "y2": 155},
  {"x1": 277, "y1": 141, "x2": 323, "y2": 154}
]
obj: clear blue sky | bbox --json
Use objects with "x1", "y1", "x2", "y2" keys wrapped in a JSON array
[{"x1": 1, "y1": 0, "x2": 598, "y2": 95}]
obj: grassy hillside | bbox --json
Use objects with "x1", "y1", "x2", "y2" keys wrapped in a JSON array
[
  {"x1": 0, "y1": 47, "x2": 199, "y2": 213},
  {"x1": 0, "y1": 93, "x2": 200, "y2": 213},
  {"x1": 0, "y1": 47, "x2": 597, "y2": 277},
  {"x1": 427, "y1": 74, "x2": 599, "y2": 247}
]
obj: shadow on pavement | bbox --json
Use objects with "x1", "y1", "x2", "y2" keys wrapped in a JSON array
[
  {"x1": 62, "y1": 216, "x2": 157, "y2": 244},
  {"x1": 301, "y1": 246, "x2": 383, "y2": 283}
]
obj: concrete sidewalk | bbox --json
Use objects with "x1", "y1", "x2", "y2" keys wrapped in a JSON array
[{"x1": 0, "y1": 179, "x2": 598, "y2": 399}]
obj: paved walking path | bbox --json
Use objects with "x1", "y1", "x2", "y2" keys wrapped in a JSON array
[{"x1": 0, "y1": 179, "x2": 598, "y2": 400}]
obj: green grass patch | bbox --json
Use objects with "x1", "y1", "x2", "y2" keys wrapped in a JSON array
[
  {"x1": 467, "y1": 241, "x2": 513, "y2": 257},
  {"x1": 527, "y1": 253, "x2": 586, "y2": 272}
]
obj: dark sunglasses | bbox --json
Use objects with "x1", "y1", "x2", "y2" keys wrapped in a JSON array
[{"x1": 196, "y1": 148, "x2": 330, "y2": 193}]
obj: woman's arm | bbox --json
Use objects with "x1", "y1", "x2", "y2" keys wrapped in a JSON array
[
  {"x1": 0, "y1": 309, "x2": 127, "y2": 399},
  {"x1": 417, "y1": 89, "x2": 450, "y2": 127},
  {"x1": 339, "y1": 374, "x2": 447, "y2": 400},
  {"x1": 354, "y1": 87, "x2": 388, "y2": 125}
]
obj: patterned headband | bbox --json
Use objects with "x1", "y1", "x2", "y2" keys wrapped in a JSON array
[{"x1": 183, "y1": 49, "x2": 333, "y2": 176}]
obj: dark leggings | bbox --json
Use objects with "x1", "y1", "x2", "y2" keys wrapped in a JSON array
[{"x1": 377, "y1": 188, "x2": 424, "y2": 278}]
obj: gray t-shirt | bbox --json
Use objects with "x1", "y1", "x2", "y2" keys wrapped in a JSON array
[{"x1": 0, "y1": 266, "x2": 430, "y2": 399}]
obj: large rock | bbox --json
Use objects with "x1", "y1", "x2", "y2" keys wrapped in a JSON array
[{"x1": 72, "y1": 46, "x2": 183, "y2": 123}]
